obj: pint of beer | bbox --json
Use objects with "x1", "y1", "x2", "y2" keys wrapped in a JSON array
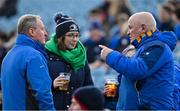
[
  {"x1": 105, "y1": 79, "x2": 118, "y2": 97},
  {"x1": 58, "y1": 72, "x2": 71, "y2": 91}
]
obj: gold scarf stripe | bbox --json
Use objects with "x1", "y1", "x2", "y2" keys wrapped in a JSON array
[
  {"x1": 147, "y1": 31, "x2": 152, "y2": 36},
  {"x1": 136, "y1": 36, "x2": 141, "y2": 42},
  {"x1": 152, "y1": 28, "x2": 156, "y2": 32},
  {"x1": 141, "y1": 33, "x2": 146, "y2": 38},
  {"x1": 136, "y1": 28, "x2": 156, "y2": 43}
]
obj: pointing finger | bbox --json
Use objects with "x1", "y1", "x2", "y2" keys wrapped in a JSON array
[{"x1": 99, "y1": 45, "x2": 106, "y2": 49}]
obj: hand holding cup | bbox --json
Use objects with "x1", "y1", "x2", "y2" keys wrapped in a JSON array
[{"x1": 53, "y1": 72, "x2": 71, "y2": 91}]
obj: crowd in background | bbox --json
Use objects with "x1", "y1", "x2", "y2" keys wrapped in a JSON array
[{"x1": 0, "y1": 0, "x2": 180, "y2": 110}]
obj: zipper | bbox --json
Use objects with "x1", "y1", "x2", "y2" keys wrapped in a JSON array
[
  {"x1": 137, "y1": 91, "x2": 141, "y2": 105},
  {"x1": 135, "y1": 81, "x2": 141, "y2": 105}
]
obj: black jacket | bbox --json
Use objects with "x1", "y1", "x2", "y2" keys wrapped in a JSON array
[{"x1": 46, "y1": 50, "x2": 94, "y2": 110}]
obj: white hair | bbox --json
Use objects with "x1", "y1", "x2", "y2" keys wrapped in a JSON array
[{"x1": 129, "y1": 12, "x2": 157, "y2": 30}]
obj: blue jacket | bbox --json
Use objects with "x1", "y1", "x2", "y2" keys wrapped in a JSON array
[
  {"x1": 46, "y1": 50, "x2": 94, "y2": 110},
  {"x1": 1, "y1": 34, "x2": 55, "y2": 110},
  {"x1": 156, "y1": 31, "x2": 180, "y2": 110},
  {"x1": 107, "y1": 30, "x2": 175, "y2": 110},
  {"x1": 174, "y1": 61, "x2": 180, "y2": 110}
]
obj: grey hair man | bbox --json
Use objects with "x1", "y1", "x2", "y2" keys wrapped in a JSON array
[{"x1": 1, "y1": 14, "x2": 55, "y2": 110}]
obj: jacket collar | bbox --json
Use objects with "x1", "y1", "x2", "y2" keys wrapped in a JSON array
[{"x1": 16, "y1": 34, "x2": 48, "y2": 59}]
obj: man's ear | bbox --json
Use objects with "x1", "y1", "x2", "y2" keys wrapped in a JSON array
[
  {"x1": 28, "y1": 28, "x2": 35, "y2": 37},
  {"x1": 141, "y1": 24, "x2": 147, "y2": 33}
]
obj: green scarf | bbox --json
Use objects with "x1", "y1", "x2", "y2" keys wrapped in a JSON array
[{"x1": 45, "y1": 34, "x2": 86, "y2": 71}]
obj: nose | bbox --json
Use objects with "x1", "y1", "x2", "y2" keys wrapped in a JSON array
[
  {"x1": 73, "y1": 37, "x2": 78, "y2": 42},
  {"x1": 127, "y1": 30, "x2": 130, "y2": 36},
  {"x1": 44, "y1": 30, "x2": 48, "y2": 38},
  {"x1": 45, "y1": 30, "x2": 48, "y2": 36}
]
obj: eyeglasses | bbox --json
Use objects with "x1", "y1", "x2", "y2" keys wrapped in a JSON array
[{"x1": 65, "y1": 33, "x2": 80, "y2": 39}]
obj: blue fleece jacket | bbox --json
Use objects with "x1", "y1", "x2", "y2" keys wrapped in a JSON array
[
  {"x1": 156, "y1": 31, "x2": 180, "y2": 110},
  {"x1": 107, "y1": 30, "x2": 175, "y2": 110},
  {"x1": 174, "y1": 61, "x2": 180, "y2": 110},
  {"x1": 1, "y1": 34, "x2": 55, "y2": 110}
]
